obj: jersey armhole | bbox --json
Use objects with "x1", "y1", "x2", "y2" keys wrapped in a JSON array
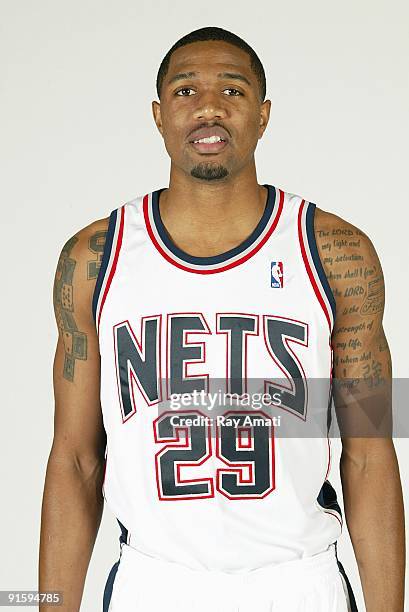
[
  {"x1": 92, "y1": 206, "x2": 125, "y2": 334},
  {"x1": 298, "y1": 201, "x2": 337, "y2": 332}
]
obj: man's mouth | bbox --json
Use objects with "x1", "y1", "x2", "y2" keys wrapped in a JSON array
[
  {"x1": 189, "y1": 134, "x2": 229, "y2": 154},
  {"x1": 188, "y1": 126, "x2": 230, "y2": 154}
]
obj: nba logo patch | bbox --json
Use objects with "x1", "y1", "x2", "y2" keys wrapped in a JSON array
[{"x1": 270, "y1": 261, "x2": 284, "y2": 288}]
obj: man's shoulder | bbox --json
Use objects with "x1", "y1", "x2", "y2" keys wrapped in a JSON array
[
  {"x1": 53, "y1": 216, "x2": 111, "y2": 313},
  {"x1": 313, "y1": 206, "x2": 377, "y2": 264},
  {"x1": 314, "y1": 207, "x2": 362, "y2": 237},
  {"x1": 312, "y1": 206, "x2": 384, "y2": 325},
  {"x1": 58, "y1": 216, "x2": 110, "y2": 267}
]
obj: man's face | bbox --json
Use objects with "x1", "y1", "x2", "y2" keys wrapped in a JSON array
[{"x1": 152, "y1": 40, "x2": 271, "y2": 182}]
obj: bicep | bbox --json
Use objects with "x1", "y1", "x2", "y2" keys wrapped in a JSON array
[
  {"x1": 51, "y1": 225, "x2": 107, "y2": 472},
  {"x1": 331, "y1": 232, "x2": 392, "y2": 382},
  {"x1": 52, "y1": 324, "x2": 105, "y2": 473},
  {"x1": 314, "y1": 209, "x2": 392, "y2": 441}
]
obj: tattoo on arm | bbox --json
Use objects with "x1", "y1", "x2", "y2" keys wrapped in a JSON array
[
  {"x1": 87, "y1": 230, "x2": 107, "y2": 280},
  {"x1": 53, "y1": 235, "x2": 87, "y2": 381},
  {"x1": 315, "y1": 219, "x2": 390, "y2": 386},
  {"x1": 360, "y1": 276, "x2": 383, "y2": 316}
]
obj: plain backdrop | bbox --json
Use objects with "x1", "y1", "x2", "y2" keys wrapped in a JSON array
[{"x1": 1, "y1": 1, "x2": 408, "y2": 610}]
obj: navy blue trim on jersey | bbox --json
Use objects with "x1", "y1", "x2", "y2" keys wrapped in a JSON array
[
  {"x1": 317, "y1": 479, "x2": 342, "y2": 516},
  {"x1": 327, "y1": 384, "x2": 333, "y2": 434},
  {"x1": 92, "y1": 209, "x2": 118, "y2": 324},
  {"x1": 335, "y1": 542, "x2": 359, "y2": 611},
  {"x1": 117, "y1": 519, "x2": 128, "y2": 545},
  {"x1": 102, "y1": 558, "x2": 120, "y2": 612},
  {"x1": 151, "y1": 184, "x2": 276, "y2": 265},
  {"x1": 305, "y1": 203, "x2": 336, "y2": 322}
]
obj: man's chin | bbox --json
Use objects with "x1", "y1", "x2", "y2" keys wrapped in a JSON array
[{"x1": 190, "y1": 162, "x2": 229, "y2": 181}]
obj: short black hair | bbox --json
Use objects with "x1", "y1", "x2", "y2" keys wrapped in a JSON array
[{"x1": 156, "y1": 26, "x2": 266, "y2": 102}]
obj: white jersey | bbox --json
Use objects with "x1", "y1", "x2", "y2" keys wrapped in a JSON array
[{"x1": 92, "y1": 183, "x2": 343, "y2": 572}]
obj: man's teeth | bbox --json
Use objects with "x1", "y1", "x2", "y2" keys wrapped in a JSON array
[{"x1": 193, "y1": 135, "x2": 224, "y2": 144}]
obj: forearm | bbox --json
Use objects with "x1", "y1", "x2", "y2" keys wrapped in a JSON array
[
  {"x1": 39, "y1": 450, "x2": 105, "y2": 611},
  {"x1": 340, "y1": 440, "x2": 405, "y2": 611}
]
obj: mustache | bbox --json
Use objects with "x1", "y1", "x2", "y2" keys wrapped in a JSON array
[{"x1": 186, "y1": 122, "x2": 231, "y2": 140}]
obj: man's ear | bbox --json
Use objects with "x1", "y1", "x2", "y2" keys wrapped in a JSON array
[
  {"x1": 259, "y1": 99, "x2": 271, "y2": 139},
  {"x1": 152, "y1": 100, "x2": 163, "y2": 136}
]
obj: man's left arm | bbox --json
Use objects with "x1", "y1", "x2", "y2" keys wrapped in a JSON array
[{"x1": 315, "y1": 208, "x2": 405, "y2": 611}]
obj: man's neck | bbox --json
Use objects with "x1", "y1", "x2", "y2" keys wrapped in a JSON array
[{"x1": 157, "y1": 173, "x2": 268, "y2": 257}]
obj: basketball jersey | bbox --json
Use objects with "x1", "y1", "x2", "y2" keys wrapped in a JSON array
[{"x1": 92, "y1": 183, "x2": 343, "y2": 572}]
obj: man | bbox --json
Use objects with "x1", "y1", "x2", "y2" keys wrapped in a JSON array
[{"x1": 39, "y1": 26, "x2": 405, "y2": 611}]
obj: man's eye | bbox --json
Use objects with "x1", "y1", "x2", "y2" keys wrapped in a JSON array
[
  {"x1": 223, "y1": 88, "x2": 242, "y2": 96},
  {"x1": 175, "y1": 88, "x2": 195, "y2": 96}
]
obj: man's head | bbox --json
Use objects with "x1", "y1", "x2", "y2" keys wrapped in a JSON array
[{"x1": 152, "y1": 26, "x2": 271, "y2": 183}]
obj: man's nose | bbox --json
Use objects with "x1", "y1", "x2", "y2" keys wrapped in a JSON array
[{"x1": 192, "y1": 93, "x2": 228, "y2": 121}]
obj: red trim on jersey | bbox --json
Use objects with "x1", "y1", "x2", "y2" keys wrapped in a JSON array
[
  {"x1": 143, "y1": 189, "x2": 284, "y2": 274},
  {"x1": 297, "y1": 201, "x2": 332, "y2": 331},
  {"x1": 97, "y1": 205, "x2": 125, "y2": 331},
  {"x1": 324, "y1": 509, "x2": 343, "y2": 528}
]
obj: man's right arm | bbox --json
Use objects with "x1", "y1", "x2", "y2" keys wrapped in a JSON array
[{"x1": 39, "y1": 217, "x2": 109, "y2": 611}]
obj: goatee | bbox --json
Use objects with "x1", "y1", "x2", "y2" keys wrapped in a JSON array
[{"x1": 190, "y1": 162, "x2": 229, "y2": 181}]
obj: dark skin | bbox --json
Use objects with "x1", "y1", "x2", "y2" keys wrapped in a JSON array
[{"x1": 39, "y1": 39, "x2": 405, "y2": 610}]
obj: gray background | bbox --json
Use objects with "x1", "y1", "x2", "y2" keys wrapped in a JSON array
[{"x1": 1, "y1": 1, "x2": 408, "y2": 610}]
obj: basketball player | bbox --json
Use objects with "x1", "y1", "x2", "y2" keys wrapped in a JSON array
[{"x1": 39, "y1": 27, "x2": 405, "y2": 611}]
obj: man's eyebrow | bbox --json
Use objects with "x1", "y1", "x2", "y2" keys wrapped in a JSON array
[
  {"x1": 167, "y1": 71, "x2": 196, "y2": 85},
  {"x1": 167, "y1": 71, "x2": 252, "y2": 87},
  {"x1": 218, "y1": 72, "x2": 252, "y2": 86}
]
